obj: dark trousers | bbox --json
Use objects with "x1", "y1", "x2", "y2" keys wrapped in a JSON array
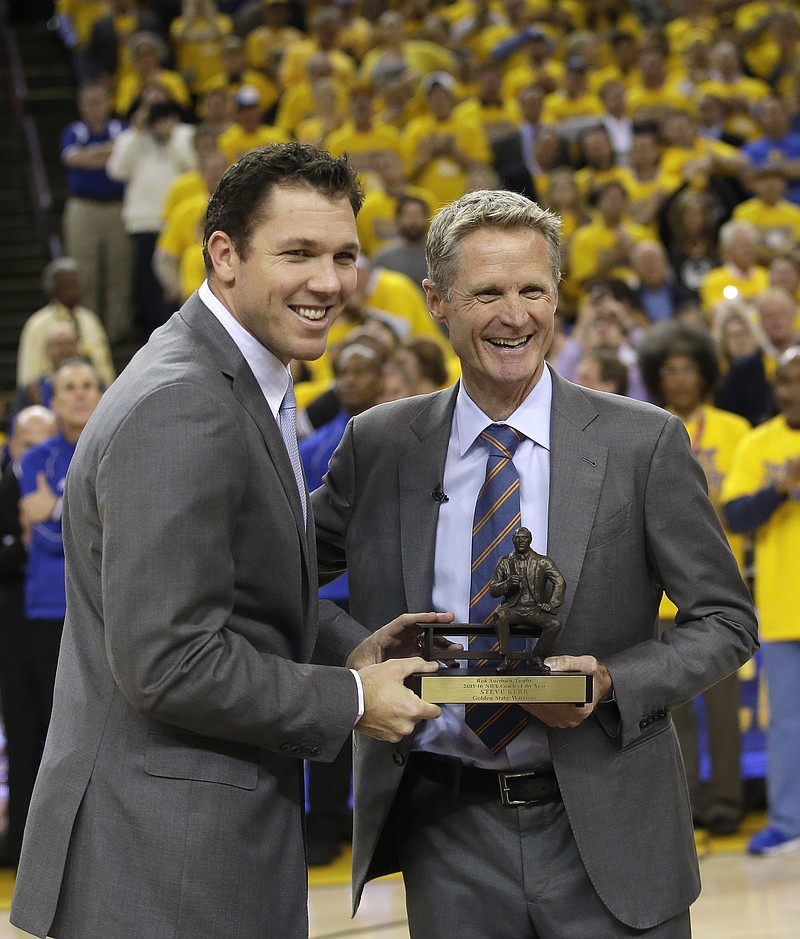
[
  {"x1": 131, "y1": 231, "x2": 170, "y2": 336},
  {"x1": 0, "y1": 612, "x2": 63, "y2": 857}
]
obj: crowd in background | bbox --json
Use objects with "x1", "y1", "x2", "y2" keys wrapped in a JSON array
[{"x1": 1, "y1": 0, "x2": 800, "y2": 864}]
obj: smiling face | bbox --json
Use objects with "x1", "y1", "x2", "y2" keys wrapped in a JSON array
[
  {"x1": 52, "y1": 362, "x2": 103, "y2": 442},
  {"x1": 424, "y1": 227, "x2": 558, "y2": 419},
  {"x1": 207, "y1": 184, "x2": 359, "y2": 365}
]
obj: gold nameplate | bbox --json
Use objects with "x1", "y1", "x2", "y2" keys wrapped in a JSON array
[{"x1": 407, "y1": 669, "x2": 592, "y2": 705}]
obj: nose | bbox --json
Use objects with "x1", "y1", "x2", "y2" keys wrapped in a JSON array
[{"x1": 308, "y1": 255, "x2": 343, "y2": 296}]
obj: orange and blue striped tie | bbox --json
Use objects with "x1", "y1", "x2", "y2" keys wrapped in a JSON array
[{"x1": 465, "y1": 424, "x2": 529, "y2": 753}]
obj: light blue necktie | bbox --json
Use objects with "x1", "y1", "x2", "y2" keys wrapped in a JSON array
[
  {"x1": 279, "y1": 380, "x2": 307, "y2": 525},
  {"x1": 465, "y1": 424, "x2": 529, "y2": 753}
]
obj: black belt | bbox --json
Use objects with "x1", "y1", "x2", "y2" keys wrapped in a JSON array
[{"x1": 409, "y1": 752, "x2": 561, "y2": 806}]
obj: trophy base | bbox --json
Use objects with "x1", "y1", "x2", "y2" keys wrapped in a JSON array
[{"x1": 407, "y1": 667, "x2": 592, "y2": 705}]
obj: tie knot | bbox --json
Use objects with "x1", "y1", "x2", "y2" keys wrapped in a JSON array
[
  {"x1": 280, "y1": 381, "x2": 297, "y2": 415},
  {"x1": 480, "y1": 424, "x2": 523, "y2": 460}
]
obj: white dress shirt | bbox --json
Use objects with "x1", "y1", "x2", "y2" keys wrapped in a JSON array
[{"x1": 415, "y1": 367, "x2": 555, "y2": 770}]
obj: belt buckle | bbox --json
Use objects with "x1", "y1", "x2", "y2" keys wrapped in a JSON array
[{"x1": 498, "y1": 770, "x2": 536, "y2": 806}]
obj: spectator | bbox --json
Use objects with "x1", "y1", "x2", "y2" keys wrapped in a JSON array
[
  {"x1": 60, "y1": 83, "x2": 133, "y2": 343},
  {"x1": 168, "y1": 0, "x2": 234, "y2": 97},
  {"x1": 661, "y1": 189, "x2": 721, "y2": 301},
  {"x1": 279, "y1": 5, "x2": 357, "y2": 91},
  {"x1": 639, "y1": 320, "x2": 751, "y2": 836},
  {"x1": 574, "y1": 124, "x2": 626, "y2": 202},
  {"x1": 8, "y1": 322, "x2": 80, "y2": 424},
  {"x1": 114, "y1": 31, "x2": 191, "y2": 118},
  {"x1": 574, "y1": 348, "x2": 629, "y2": 395},
  {"x1": 107, "y1": 94, "x2": 197, "y2": 334},
  {"x1": 0, "y1": 406, "x2": 57, "y2": 867},
  {"x1": 201, "y1": 34, "x2": 278, "y2": 120},
  {"x1": 742, "y1": 96, "x2": 800, "y2": 206},
  {"x1": 84, "y1": 0, "x2": 163, "y2": 89},
  {"x1": 394, "y1": 336, "x2": 450, "y2": 396},
  {"x1": 452, "y1": 60, "x2": 520, "y2": 145},
  {"x1": 599, "y1": 78, "x2": 633, "y2": 166},
  {"x1": 242, "y1": 0, "x2": 303, "y2": 78},
  {"x1": 539, "y1": 54, "x2": 603, "y2": 129},
  {"x1": 372, "y1": 194, "x2": 430, "y2": 288},
  {"x1": 716, "y1": 287, "x2": 799, "y2": 426},
  {"x1": 712, "y1": 299, "x2": 762, "y2": 375},
  {"x1": 699, "y1": 219, "x2": 769, "y2": 316},
  {"x1": 696, "y1": 40, "x2": 771, "y2": 141},
  {"x1": 323, "y1": 83, "x2": 402, "y2": 182},
  {"x1": 732, "y1": 166, "x2": 800, "y2": 265},
  {"x1": 722, "y1": 348, "x2": 800, "y2": 856},
  {"x1": 402, "y1": 71, "x2": 491, "y2": 213},
  {"x1": 216, "y1": 84, "x2": 290, "y2": 165},
  {"x1": 17, "y1": 259, "x2": 115, "y2": 390},
  {"x1": 490, "y1": 81, "x2": 546, "y2": 200},
  {"x1": 300, "y1": 339, "x2": 388, "y2": 867},
  {"x1": 630, "y1": 239, "x2": 695, "y2": 323},
  {"x1": 769, "y1": 254, "x2": 800, "y2": 301}
]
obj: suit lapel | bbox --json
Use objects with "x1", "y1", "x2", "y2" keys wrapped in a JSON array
[
  {"x1": 547, "y1": 369, "x2": 607, "y2": 627},
  {"x1": 178, "y1": 295, "x2": 311, "y2": 559},
  {"x1": 398, "y1": 386, "x2": 458, "y2": 611}
]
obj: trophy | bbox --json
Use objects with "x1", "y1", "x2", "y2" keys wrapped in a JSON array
[{"x1": 408, "y1": 527, "x2": 592, "y2": 705}]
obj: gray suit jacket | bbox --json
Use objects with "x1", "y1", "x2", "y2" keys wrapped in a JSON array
[
  {"x1": 312, "y1": 368, "x2": 758, "y2": 930},
  {"x1": 11, "y1": 294, "x2": 368, "y2": 939}
]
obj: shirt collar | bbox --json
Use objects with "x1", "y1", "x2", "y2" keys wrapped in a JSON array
[
  {"x1": 454, "y1": 364, "x2": 552, "y2": 457},
  {"x1": 199, "y1": 280, "x2": 289, "y2": 420}
]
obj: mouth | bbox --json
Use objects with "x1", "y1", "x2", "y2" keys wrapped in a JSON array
[
  {"x1": 291, "y1": 305, "x2": 330, "y2": 322},
  {"x1": 486, "y1": 335, "x2": 531, "y2": 349}
]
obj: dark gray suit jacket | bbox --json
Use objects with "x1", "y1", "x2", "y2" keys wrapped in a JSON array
[
  {"x1": 11, "y1": 293, "x2": 368, "y2": 939},
  {"x1": 313, "y1": 368, "x2": 758, "y2": 930}
]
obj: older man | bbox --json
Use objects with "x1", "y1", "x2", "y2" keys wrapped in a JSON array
[{"x1": 313, "y1": 189, "x2": 758, "y2": 938}]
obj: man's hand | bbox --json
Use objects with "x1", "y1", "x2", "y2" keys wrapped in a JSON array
[
  {"x1": 523, "y1": 654, "x2": 613, "y2": 728},
  {"x1": 346, "y1": 611, "x2": 458, "y2": 670},
  {"x1": 355, "y1": 657, "x2": 443, "y2": 742},
  {"x1": 20, "y1": 472, "x2": 58, "y2": 528}
]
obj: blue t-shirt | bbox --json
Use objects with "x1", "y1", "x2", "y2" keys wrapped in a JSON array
[
  {"x1": 742, "y1": 134, "x2": 800, "y2": 205},
  {"x1": 21, "y1": 432, "x2": 76, "y2": 620},
  {"x1": 61, "y1": 118, "x2": 127, "y2": 201}
]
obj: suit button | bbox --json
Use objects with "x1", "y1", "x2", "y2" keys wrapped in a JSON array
[{"x1": 392, "y1": 751, "x2": 405, "y2": 766}]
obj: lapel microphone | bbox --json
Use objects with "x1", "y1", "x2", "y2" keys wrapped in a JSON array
[{"x1": 431, "y1": 482, "x2": 449, "y2": 503}]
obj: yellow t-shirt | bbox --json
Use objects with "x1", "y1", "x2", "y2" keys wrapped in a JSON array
[
  {"x1": 169, "y1": 14, "x2": 233, "y2": 93},
  {"x1": 199, "y1": 69, "x2": 280, "y2": 116},
  {"x1": 721, "y1": 415, "x2": 800, "y2": 640},
  {"x1": 243, "y1": 24, "x2": 304, "y2": 72},
  {"x1": 115, "y1": 68, "x2": 191, "y2": 117},
  {"x1": 540, "y1": 91, "x2": 603, "y2": 125},
  {"x1": 452, "y1": 97, "x2": 520, "y2": 143},
  {"x1": 324, "y1": 122, "x2": 403, "y2": 162},
  {"x1": 660, "y1": 405, "x2": 751, "y2": 619},
  {"x1": 699, "y1": 264, "x2": 770, "y2": 316},
  {"x1": 162, "y1": 170, "x2": 206, "y2": 222},
  {"x1": 179, "y1": 241, "x2": 206, "y2": 302},
  {"x1": 157, "y1": 191, "x2": 209, "y2": 260},
  {"x1": 733, "y1": 199, "x2": 800, "y2": 256},
  {"x1": 356, "y1": 185, "x2": 437, "y2": 258},
  {"x1": 217, "y1": 123, "x2": 291, "y2": 166},
  {"x1": 401, "y1": 113, "x2": 491, "y2": 212},
  {"x1": 567, "y1": 217, "x2": 651, "y2": 291}
]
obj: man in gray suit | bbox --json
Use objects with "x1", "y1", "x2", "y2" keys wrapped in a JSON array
[
  {"x1": 313, "y1": 189, "x2": 759, "y2": 937},
  {"x1": 10, "y1": 144, "x2": 449, "y2": 939}
]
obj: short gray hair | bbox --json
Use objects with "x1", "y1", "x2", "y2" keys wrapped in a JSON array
[
  {"x1": 42, "y1": 257, "x2": 80, "y2": 295},
  {"x1": 425, "y1": 189, "x2": 562, "y2": 299}
]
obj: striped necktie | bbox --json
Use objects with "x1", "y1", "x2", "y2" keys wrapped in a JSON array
[
  {"x1": 465, "y1": 423, "x2": 529, "y2": 753},
  {"x1": 279, "y1": 380, "x2": 307, "y2": 525}
]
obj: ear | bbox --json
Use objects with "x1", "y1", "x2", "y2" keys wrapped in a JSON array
[
  {"x1": 423, "y1": 278, "x2": 447, "y2": 326},
  {"x1": 206, "y1": 230, "x2": 237, "y2": 287}
]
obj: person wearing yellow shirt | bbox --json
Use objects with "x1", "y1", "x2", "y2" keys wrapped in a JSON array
[
  {"x1": 161, "y1": 124, "x2": 219, "y2": 222},
  {"x1": 84, "y1": 0, "x2": 162, "y2": 93},
  {"x1": 200, "y1": 35, "x2": 279, "y2": 119},
  {"x1": 243, "y1": 0, "x2": 304, "y2": 75},
  {"x1": 591, "y1": 29, "x2": 642, "y2": 94},
  {"x1": 499, "y1": 27, "x2": 564, "y2": 101},
  {"x1": 169, "y1": 0, "x2": 233, "y2": 96},
  {"x1": 216, "y1": 86, "x2": 290, "y2": 166},
  {"x1": 695, "y1": 41, "x2": 771, "y2": 141},
  {"x1": 356, "y1": 151, "x2": 437, "y2": 258},
  {"x1": 722, "y1": 348, "x2": 800, "y2": 856},
  {"x1": 619, "y1": 124, "x2": 678, "y2": 231},
  {"x1": 640, "y1": 319, "x2": 751, "y2": 837},
  {"x1": 274, "y1": 53, "x2": 350, "y2": 137},
  {"x1": 401, "y1": 72, "x2": 491, "y2": 213},
  {"x1": 733, "y1": 167, "x2": 800, "y2": 264},
  {"x1": 323, "y1": 85, "x2": 402, "y2": 183},
  {"x1": 154, "y1": 148, "x2": 227, "y2": 307},
  {"x1": 660, "y1": 109, "x2": 748, "y2": 191},
  {"x1": 539, "y1": 56, "x2": 603, "y2": 126},
  {"x1": 278, "y1": 6, "x2": 356, "y2": 91},
  {"x1": 699, "y1": 219, "x2": 770, "y2": 316},
  {"x1": 568, "y1": 180, "x2": 651, "y2": 297},
  {"x1": 335, "y1": 0, "x2": 375, "y2": 63},
  {"x1": 452, "y1": 61, "x2": 520, "y2": 145},
  {"x1": 625, "y1": 45, "x2": 687, "y2": 123},
  {"x1": 573, "y1": 124, "x2": 629, "y2": 202},
  {"x1": 115, "y1": 31, "x2": 192, "y2": 118},
  {"x1": 358, "y1": 9, "x2": 455, "y2": 87}
]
